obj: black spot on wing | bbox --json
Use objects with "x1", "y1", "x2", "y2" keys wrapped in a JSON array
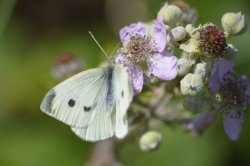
[
  {"x1": 121, "y1": 90, "x2": 124, "y2": 97},
  {"x1": 42, "y1": 89, "x2": 56, "y2": 113},
  {"x1": 84, "y1": 106, "x2": 92, "y2": 112},
  {"x1": 68, "y1": 99, "x2": 75, "y2": 107}
]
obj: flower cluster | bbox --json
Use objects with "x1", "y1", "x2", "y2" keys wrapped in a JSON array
[{"x1": 113, "y1": 1, "x2": 248, "y2": 146}]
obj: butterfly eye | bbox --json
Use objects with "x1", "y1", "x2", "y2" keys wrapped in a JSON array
[{"x1": 68, "y1": 99, "x2": 76, "y2": 107}]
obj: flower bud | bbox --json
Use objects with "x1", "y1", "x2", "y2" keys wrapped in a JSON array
[
  {"x1": 170, "y1": 26, "x2": 187, "y2": 41},
  {"x1": 52, "y1": 53, "x2": 84, "y2": 80},
  {"x1": 139, "y1": 131, "x2": 162, "y2": 152},
  {"x1": 185, "y1": 24, "x2": 195, "y2": 35},
  {"x1": 172, "y1": 1, "x2": 198, "y2": 25},
  {"x1": 180, "y1": 73, "x2": 204, "y2": 96},
  {"x1": 194, "y1": 63, "x2": 206, "y2": 78},
  {"x1": 158, "y1": 3, "x2": 182, "y2": 26},
  {"x1": 177, "y1": 58, "x2": 194, "y2": 76},
  {"x1": 179, "y1": 38, "x2": 198, "y2": 53},
  {"x1": 221, "y1": 12, "x2": 247, "y2": 36}
]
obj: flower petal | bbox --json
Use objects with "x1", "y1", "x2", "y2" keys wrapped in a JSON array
[
  {"x1": 237, "y1": 75, "x2": 250, "y2": 105},
  {"x1": 120, "y1": 22, "x2": 146, "y2": 46},
  {"x1": 246, "y1": 84, "x2": 250, "y2": 105},
  {"x1": 209, "y1": 60, "x2": 234, "y2": 93},
  {"x1": 223, "y1": 111, "x2": 244, "y2": 141},
  {"x1": 208, "y1": 62, "x2": 220, "y2": 93},
  {"x1": 124, "y1": 64, "x2": 143, "y2": 94},
  {"x1": 217, "y1": 60, "x2": 235, "y2": 84},
  {"x1": 152, "y1": 17, "x2": 167, "y2": 52},
  {"x1": 186, "y1": 109, "x2": 218, "y2": 135},
  {"x1": 147, "y1": 51, "x2": 177, "y2": 80},
  {"x1": 114, "y1": 53, "x2": 129, "y2": 65}
]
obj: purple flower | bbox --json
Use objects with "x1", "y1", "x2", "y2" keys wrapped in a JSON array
[
  {"x1": 209, "y1": 60, "x2": 250, "y2": 141},
  {"x1": 186, "y1": 109, "x2": 218, "y2": 136},
  {"x1": 115, "y1": 17, "x2": 177, "y2": 94}
]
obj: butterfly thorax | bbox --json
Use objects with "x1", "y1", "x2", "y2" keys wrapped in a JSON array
[{"x1": 104, "y1": 65, "x2": 115, "y2": 113}]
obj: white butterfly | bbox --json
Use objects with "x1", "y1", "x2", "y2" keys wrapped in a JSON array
[{"x1": 40, "y1": 64, "x2": 134, "y2": 142}]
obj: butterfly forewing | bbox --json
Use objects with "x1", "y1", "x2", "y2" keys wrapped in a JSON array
[
  {"x1": 40, "y1": 67, "x2": 112, "y2": 128},
  {"x1": 71, "y1": 109, "x2": 115, "y2": 142}
]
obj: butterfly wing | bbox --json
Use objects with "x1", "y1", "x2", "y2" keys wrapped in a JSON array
[
  {"x1": 71, "y1": 109, "x2": 115, "y2": 142},
  {"x1": 41, "y1": 64, "x2": 133, "y2": 142},
  {"x1": 70, "y1": 65, "x2": 116, "y2": 142},
  {"x1": 113, "y1": 65, "x2": 134, "y2": 138},
  {"x1": 71, "y1": 65, "x2": 134, "y2": 141},
  {"x1": 40, "y1": 67, "x2": 115, "y2": 129}
]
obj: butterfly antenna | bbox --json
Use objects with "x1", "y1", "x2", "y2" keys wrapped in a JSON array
[
  {"x1": 110, "y1": 32, "x2": 129, "y2": 57},
  {"x1": 88, "y1": 31, "x2": 109, "y2": 60}
]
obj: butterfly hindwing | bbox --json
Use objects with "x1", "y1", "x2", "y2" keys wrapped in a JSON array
[
  {"x1": 71, "y1": 109, "x2": 115, "y2": 142},
  {"x1": 70, "y1": 65, "x2": 134, "y2": 141},
  {"x1": 70, "y1": 66, "x2": 116, "y2": 141},
  {"x1": 113, "y1": 65, "x2": 134, "y2": 138}
]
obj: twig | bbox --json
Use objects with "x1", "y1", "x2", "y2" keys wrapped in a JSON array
[{"x1": 87, "y1": 138, "x2": 120, "y2": 166}]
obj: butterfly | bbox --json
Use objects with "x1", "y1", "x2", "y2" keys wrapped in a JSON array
[{"x1": 40, "y1": 63, "x2": 134, "y2": 142}]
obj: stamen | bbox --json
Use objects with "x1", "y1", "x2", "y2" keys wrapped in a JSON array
[
  {"x1": 123, "y1": 34, "x2": 153, "y2": 63},
  {"x1": 197, "y1": 23, "x2": 227, "y2": 59}
]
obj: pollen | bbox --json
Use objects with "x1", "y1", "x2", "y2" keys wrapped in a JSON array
[
  {"x1": 197, "y1": 23, "x2": 228, "y2": 59},
  {"x1": 124, "y1": 34, "x2": 152, "y2": 63}
]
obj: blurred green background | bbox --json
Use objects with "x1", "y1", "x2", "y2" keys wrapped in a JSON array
[{"x1": 0, "y1": 0, "x2": 250, "y2": 165}]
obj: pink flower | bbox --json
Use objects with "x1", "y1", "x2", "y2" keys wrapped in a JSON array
[{"x1": 115, "y1": 17, "x2": 177, "y2": 94}]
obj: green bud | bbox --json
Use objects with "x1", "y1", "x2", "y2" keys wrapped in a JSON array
[
  {"x1": 158, "y1": 3, "x2": 182, "y2": 26},
  {"x1": 177, "y1": 58, "x2": 195, "y2": 76},
  {"x1": 179, "y1": 38, "x2": 198, "y2": 53},
  {"x1": 194, "y1": 63, "x2": 206, "y2": 78},
  {"x1": 170, "y1": 26, "x2": 187, "y2": 41},
  {"x1": 185, "y1": 24, "x2": 195, "y2": 35},
  {"x1": 180, "y1": 73, "x2": 204, "y2": 96},
  {"x1": 221, "y1": 12, "x2": 247, "y2": 36},
  {"x1": 139, "y1": 131, "x2": 162, "y2": 152}
]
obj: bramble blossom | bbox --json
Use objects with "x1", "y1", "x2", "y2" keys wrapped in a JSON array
[
  {"x1": 187, "y1": 60, "x2": 250, "y2": 141},
  {"x1": 209, "y1": 60, "x2": 250, "y2": 141},
  {"x1": 115, "y1": 17, "x2": 178, "y2": 93}
]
